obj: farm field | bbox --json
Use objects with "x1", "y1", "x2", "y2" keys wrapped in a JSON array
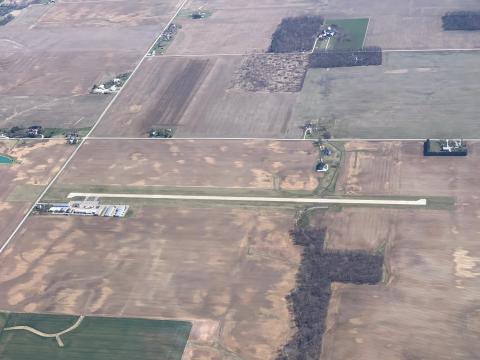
[
  {"x1": 94, "y1": 56, "x2": 304, "y2": 138},
  {"x1": 295, "y1": 52, "x2": 480, "y2": 139},
  {"x1": 0, "y1": 140, "x2": 73, "y2": 244},
  {"x1": 168, "y1": 4, "x2": 318, "y2": 55},
  {"x1": 317, "y1": 18, "x2": 369, "y2": 50},
  {"x1": 1, "y1": 0, "x2": 480, "y2": 358},
  {"x1": 0, "y1": 0, "x2": 181, "y2": 129},
  {"x1": 316, "y1": 0, "x2": 480, "y2": 49},
  {"x1": 0, "y1": 207, "x2": 301, "y2": 360},
  {"x1": 0, "y1": 312, "x2": 191, "y2": 360},
  {"x1": 51, "y1": 139, "x2": 320, "y2": 193},
  {"x1": 306, "y1": 141, "x2": 480, "y2": 359},
  {"x1": 171, "y1": 0, "x2": 480, "y2": 53}
]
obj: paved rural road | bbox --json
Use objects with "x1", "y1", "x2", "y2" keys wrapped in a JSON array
[
  {"x1": 68, "y1": 193, "x2": 427, "y2": 206},
  {"x1": 4, "y1": 315, "x2": 85, "y2": 338},
  {"x1": 0, "y1": 0, "x2": 190, "y2": 255}
]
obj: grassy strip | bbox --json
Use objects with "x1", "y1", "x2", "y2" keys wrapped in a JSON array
[
  {"x1": 42, "y1": 127, "x2": 91, "y2": 138},
  {"x1": 313, "y1": 142, "x2": 344, "y2": 196},
  {"x1": 177, "y1": 9, "x2": 212, "y2": 19},
  {"x1": 6, "y1": 184, "x2": 45, "y2": 202},
  {"x1": 41, "y1": 183, "x2": 452, "y2": 211},
  {"x1": 42, "y1": 184, "x2": 315, "y2": 202}
]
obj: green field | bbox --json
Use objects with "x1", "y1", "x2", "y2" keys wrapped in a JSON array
[
  {"x1": 317, "y1": 18, "x2": 369, "y2": 50},
  {"x1": 0, "y1": 312, "x2": 192, "y2": 360}
]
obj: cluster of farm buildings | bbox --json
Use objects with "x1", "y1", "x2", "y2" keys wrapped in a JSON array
[{"x1": 36, "y1": 200, "x2": 129, "y2": 217}]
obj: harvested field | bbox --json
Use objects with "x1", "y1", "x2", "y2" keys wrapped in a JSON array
[
  {"x1": 312, "y1": 207, "x2": 398, "y2": 251},
  {"x1": 311, "y1": 140, "x2": 480, "y2": 359},
  {"x1": 321, "y1": 207, "x2": 480, "y2": 360},
  {"x1": 295, "y1": 52, "x2": 480, "y2": 138},
  {"x1": 0, "y1": 207, "x2": 301, "y2": 360},
  {"x1": 35, "y1": 1, "x2": 176, "y2": 28},
  {"x1": 94, "y1": 57, "x2": 213, "y2": 136},
  {"x1": 319, "y1": 0, "x2": 480, "y2": 49},
  {"x1": 0, "y1": 312, "x2": 191, "y2": 360},
  {"x1": 53, "y1": 139, "x2": 321, "y2": 193},
  {"x1": 336, "y1": 141, "x2": 480, "y2": 198},
  {"x1": 173, "y1": 0, "x2": 480, "y2": 51},
  {"x1": 0, "y1": 0, "x2": 180, "y2": 129},
  {"x1": 94, "y1": 56, "x2": 304, "y2": 138},
  {"x1": 168, "y1": 5, "x2": 319, "y2": 55},
  {"x1": 232, "y1": 54, "x2": 309, "y2": 92},
  {"x1": 0, "y1": 140, "x2": 73, "y2": 243}
]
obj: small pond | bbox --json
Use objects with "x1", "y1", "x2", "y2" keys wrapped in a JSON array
[{"x1": 0, "y1": 155, "x2": 14, "y2": 164}]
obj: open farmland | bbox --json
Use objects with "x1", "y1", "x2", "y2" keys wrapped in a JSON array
[
  {"x1": 295, "y1": 52, "x2": 480, "y2": 139},
  {"x1": 167, "y1": 1, "x2": 321, "y2": 55},
  {"x1": 94, "y1": 56, "x2": 304, "y2": 138},
  {"x1": 179, "y1": 0, "x2": 480, "y2": 51},
  {"x1": 0, "y1": 140, "x2": 72, "y2": 243},
  {"x1": 1, "y1": 0, "x2": 480, "y2": 358},
  {"x1": 304, "y1": 141, "x2": 480, "y2": 359},
  {"x1": 0, "y1": 0, "x2": 181, "y2": 129},
  {"x1": 48, "y1": 139, "x2": 321, "y2": 196},
  {"x1": 0, "y1": 312, "x2": 191, "y2": 360},
  {"x1": 0, "y1": 207, "x2": 301, "y2": 360},
  {"x1": 313, "y1": 0, "x2": 480, "y2": 49}
]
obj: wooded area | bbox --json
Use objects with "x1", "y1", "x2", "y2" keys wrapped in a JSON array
[
  {"x1": 442, "y1": 11, "x2": 480, "y2": 31},
  {"x1": 277, "y1": 224, "x2": 383, "y2": 360},
  {"x1": 269, "y1": 16, "x2": 324, "y2": 53},
  {"x1": 309, "y1": 47, "x2": 382, "y2": 68}
]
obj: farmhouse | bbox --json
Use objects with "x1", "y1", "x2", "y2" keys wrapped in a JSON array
[
  {"x1": 316, "y1": 159, "x2": 328, "y2": 172},
  {"x1": 424, "y1": 139, "x2": 467, "y2": 156}
]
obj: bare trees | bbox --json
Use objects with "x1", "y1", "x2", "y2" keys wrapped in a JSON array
[
  {"x1": 310, "y1": 47, "x2": 382, "y2": 68},
  {"x1": 442, "y1": 11, "x2": 480, "y2": 31},
  {"x1": 278, "y1": 224, "x2": 383, "y2": 360},
  {"x1": 269, "y1": 16, "x2": 324, "y2": 53}
]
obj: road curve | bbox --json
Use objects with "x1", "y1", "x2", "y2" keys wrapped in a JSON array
[
  {"x1": 67, "y1": 193, "x2": 427, "y2": 206},
  {"x1": 3, "y1": 315, "x2": 85, "y2": 338}
]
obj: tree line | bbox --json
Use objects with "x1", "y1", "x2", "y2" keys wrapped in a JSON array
[
  {"x1": 442, "y1": 11, "x2": 480, "y2": 31},
  {"x1": 309, "y1": 46, "x2": 383, "y2": 68}
]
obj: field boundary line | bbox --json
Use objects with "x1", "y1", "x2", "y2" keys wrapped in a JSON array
[
  {"x1": 83, "y1": 137, "x2": 477, "y2": 142},
  {"x1": 82, "y1": 137, "x2": 426, "y2": 141},
  {"x1": 362, "y1": 18, "x2": 370, "y2": 48},
  {"x1": 384, "y1": 48, "x2": 480, "y2": 52},
  {"x1": 157, "y1": 48, "x2": 480, "y2": 57},
  {"x1": 7, "y1": 137, "x2": 480, "y2": 142},
  {"x1": 67, "y1": 192, "x2": 428, "y2": 206},
  {"x1": 0, "y1": 0, "x2": 190, "y2": 255}
]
